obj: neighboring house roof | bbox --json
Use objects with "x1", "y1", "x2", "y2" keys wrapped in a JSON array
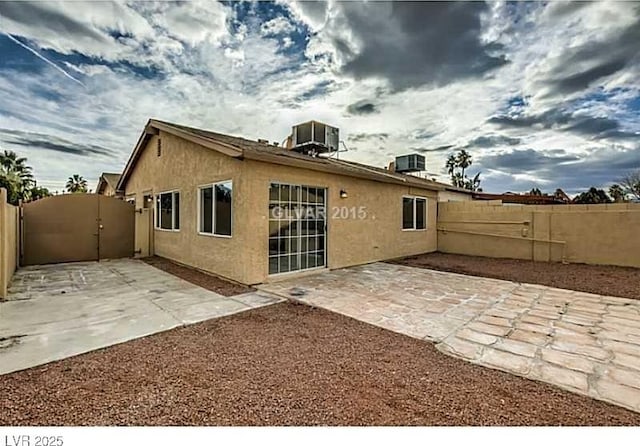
[
  {"x1": 117, "y1": 119, "x2": 453, "y2": 192},
  {"x1": 472, "y1": 192, "x2": 567, "y2": 205},
  {"x1": 96, "y1": 173, "x2": 122, "y2": 194}
]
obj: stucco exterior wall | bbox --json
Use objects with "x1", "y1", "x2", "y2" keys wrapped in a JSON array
[
  {"x1": 438, "y1": 201, "x2": 640, "y2": 268},
  {"x1": 124, "y1": 132, "x2": 438, "y2": 284},
  {"x1": 241, "y1": 159, "x2": 438, "y2": 284},
  {"x1": 124, "y1": 131, "x2": 249, "y2": 283},
  {"x1": 0, "y1": 188, "x2": 19, "y2": 299},
  {"x1": 438, "y1": 190, "x2": 473, "y2": 202}
]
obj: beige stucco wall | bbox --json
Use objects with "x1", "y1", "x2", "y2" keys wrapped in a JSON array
[
  {"x1": 0, "y1": 188, "x2": 19, "y2": 298},
  {"x1": 438, "y1": 201, "x2": 640, "y2": 268},
  {"x1": 124, "y1": 132, "x2": 438, "y2": 284},
  {"x1": 438, "y1": 190, "x2": 473, "y2": 202},
  {"x1": 124, "y1": 131, "x2": 248, "y2": 283},
  {"x1": 241, "y1": 159, "x2": 438, "y2": 284}
]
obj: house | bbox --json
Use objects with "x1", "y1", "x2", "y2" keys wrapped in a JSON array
[
  {"x1": 116, "y1": 119, "x2": 469, "y2": 285},
  {"x1": 96, "y1": 173, "x2": 122, "y2": 197}
]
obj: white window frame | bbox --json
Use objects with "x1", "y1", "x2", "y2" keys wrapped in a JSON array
[
  {"x1": 402, "y1": 195, "x2": 427, "y2": 231},
  {"x1": 155, "y1": 189, "x2": 180, "y2": 232},
  {"x1": 197, "y1": 180, "x2": 233, "y2": 238}
]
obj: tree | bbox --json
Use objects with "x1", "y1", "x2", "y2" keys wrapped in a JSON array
[
  {"x1": 529, "y1": 187, "x2": 542, "y2": 196},
  {"x1": 445, "y1": 154, "x2": 457, "y2": 176},
  {"x1": 573, "y1": 187, "x2": 612, "y2": 204},
  {"x1": 65, "y1": 174, "x2": 88, "y2": 193},
  {"x1": 620, "y1": 170, "x2": 640, "y2": 200},
  {"x1": 457, "y1": 149, "x2": 472, "y2": 180},
  {"x1": 608, "y1": 184, "x2": 626, "y2": 203},
  {"x1": 0, "y1": 149, "x2": 35, "y2": 204},
  {"x1": 0, "y1": 170, "x2": 22, "y2": 204},
  {"x1": 445, "y1": 149, "x2": 481, "y2": 191},
  {"x1": 465, "y1": 172, "x2": 482, "y2": 192},
  {"x1": 29, "y1": 185, "x2": 52, "y2": 201}
]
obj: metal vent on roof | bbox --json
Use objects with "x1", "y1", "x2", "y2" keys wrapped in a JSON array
[
  {"x1": 291, "y1": 121, "x2": 339, "y2": 155},
  {"x1": 395, "y1": 154, "x2": 425, "y2": 173}
]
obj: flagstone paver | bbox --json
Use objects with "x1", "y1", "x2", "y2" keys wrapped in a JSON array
[{"x1": 258, "y1": 262, "x2": 640, "y2": 413}]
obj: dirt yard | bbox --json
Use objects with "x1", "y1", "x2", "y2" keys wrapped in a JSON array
[
  {"x1": 391, "y1": 253, "x2": 640, "y2": 300},
  {"x1": 1, "y1": 303, "x2": 638, "y2": 426},
  {"x1": 143, "y1": 256, "x2": 253, "y2": 296}
]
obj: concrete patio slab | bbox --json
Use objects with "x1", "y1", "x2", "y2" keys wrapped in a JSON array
[
  {"x1": 258, "y1": 262, "x2": 640, "y2": 413},
  {"x1": 0, "y1": 259, "x2": 282, "y2": 375}
]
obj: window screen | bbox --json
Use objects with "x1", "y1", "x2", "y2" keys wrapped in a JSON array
[
  {"x1": 156, "y1": 191, "x2": 179, "y2": 230},
  {"x1": 199, "y1": 181, "x2": 232, "y2": 236},
  {"x1": 402, "y1": 196, "x2": 427, "y2": 230},
  {"x1": 402, "y1": 197, "x2": 414, "y2": 230}
]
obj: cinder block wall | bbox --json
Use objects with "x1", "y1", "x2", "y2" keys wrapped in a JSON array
[
  {"x1": 437, "y1": 201, "x2": 640, "y2": 268},
  {"x1": 0, "y1": 188, "x2": 19, "y2": 298}
]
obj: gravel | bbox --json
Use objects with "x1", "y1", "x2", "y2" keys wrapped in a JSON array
[
  {"x1": 1, "y1": 303, "x2": 638, "y2": 426},
  {"x1": 143, "y1": 256, "x2": 253, "y2": 296},
  {"x1": 391, "y1": 252, "x2": 640, "y2": 300}
]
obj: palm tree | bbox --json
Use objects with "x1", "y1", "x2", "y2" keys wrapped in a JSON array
[
  {"x1": 445, "y1": 154, "x2": 457, "y2": 176},
  {"x1": 0, "y1": 170, "x2": 22, "y2": 204},
  {"x1": 608, "y1": 184, "x2": 626, "y2": 203},
  {"x1": 0, "y1": 149, "x2": 35, "y2": 204},
  {"x1": 65, "y1": 174, "x2": 88, "y2": 193},
  {"x1": 468, "y1": 172, "x2": 482, "y2": 192},
  {"x1": 456, "y1": 149, "x2": 472, "y2": 180}
]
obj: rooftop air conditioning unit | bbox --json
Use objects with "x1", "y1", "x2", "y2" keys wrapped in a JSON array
[
  {"x1": 395, "y1": 154, "x2": 425, "y2": 173},
  {"x1": 291, "y1": 121, "x2": 339, "y2": 154}
]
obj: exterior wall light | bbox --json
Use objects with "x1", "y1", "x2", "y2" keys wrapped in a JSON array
[{"x1": 340, "y1": 189, "x2": 348, "y2": 199}]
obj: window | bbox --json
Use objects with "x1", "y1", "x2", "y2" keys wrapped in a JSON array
[
  {"x1": 402, "y1": 196, "x2": 427, "y2": 230},
  {"x1": 157, "y1": 139, "x2": 162, "y2": 157},
  {"x1": 199, "y1": 181, "x2": 232, "y2": 236},
  {"x1": 155, "y1": 191, "x2": 180, "y2": 230}
]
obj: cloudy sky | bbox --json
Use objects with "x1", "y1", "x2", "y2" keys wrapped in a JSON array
[{"x1": 0, "y1": 1, "x2": 639, "y2": 194}]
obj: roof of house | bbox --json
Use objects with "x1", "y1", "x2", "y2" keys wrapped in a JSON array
[
  {"x1": 97, "y1": 173, "x2": 122, "y2": 194},
  {"x1": 117, "y1": 119, "x2": 464, "y2": 193}
]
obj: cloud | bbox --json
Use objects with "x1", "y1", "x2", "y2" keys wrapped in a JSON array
[
  {"x1": 0, "y1": 0, "x2": 639, "y2": 196},
  {"x1": 260, "y1": 16, "x2": 296, "y2": 36},
  {"x1": 414, "y1": 144, "x2": 454, "y2": 153},
  {"x1": 488, "y1": 108, "x2": 639, "y2": 140},
  {"x1": 0, "y1": 128, "x2": 115, "y2": 157},
  {"x1": 479, "y1": 148, "x2": 580, "y2": 172},
  {"x1": 477, "y1": 146, "x2": 640, "y2": 194},
  {"x1": 307, "y1": 1, "x2": 508, "y2": 90},
  {"x1": 346, "y1": 100, "x2": 378, "y2": 115},
  {"x1": 286, "y1": 1, "x2": 328, "y2": 32},
  {"x1": 523, "y1": 1, "x2": 640, "y2": 101},
  {"x1": 347, "y1": 132, "x2": 389, "y2": 142},
  {"x1": 466, "y1": 134, "x2": 521, "y2": 148}
]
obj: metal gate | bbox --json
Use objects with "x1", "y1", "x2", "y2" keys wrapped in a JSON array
[{"x1": 21, "y1": 194, "x2": 135, "y2": 266}]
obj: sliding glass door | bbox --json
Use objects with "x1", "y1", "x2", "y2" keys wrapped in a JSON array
[{"x1": 268, "y1": 183, "x2": 327, "y2": 275}]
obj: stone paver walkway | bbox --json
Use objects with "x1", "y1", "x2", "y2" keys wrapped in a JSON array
[
  {"x1": 258, "y1": 262, "x2": 640, "y2": 413},
  {"x1": 1, "y1": 259, "x2": 282, "y2": 375}
]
